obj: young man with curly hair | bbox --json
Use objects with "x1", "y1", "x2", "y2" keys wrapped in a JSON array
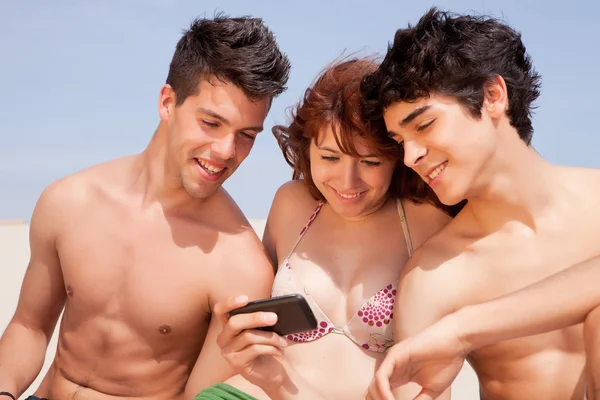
[{"x1": 362, "y1": 7, "x2": 600, "y2": 400}]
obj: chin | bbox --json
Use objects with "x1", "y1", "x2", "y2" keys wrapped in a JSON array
[
  {"x1": 435, "y1": 189, "x2": 467, "y2": 207},
  {"x1": 182, "y1": 180, "x2": 217, "y2": 199}
]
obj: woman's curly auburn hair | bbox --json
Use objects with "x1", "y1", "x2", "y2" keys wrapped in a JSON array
[{"x1": 272, "y1": 57, "x2": 462, "y2": 216}]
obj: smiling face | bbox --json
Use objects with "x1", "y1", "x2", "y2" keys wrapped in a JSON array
[
  {"x1": 309, "y1": 125, "x2": 396, "y2": 220},
  {"x1": 383, "y1": 93, "x2": 500, "y2": 205},
  {"x1": 158, "y1": 77, "x2": 270, "y2": 199}
]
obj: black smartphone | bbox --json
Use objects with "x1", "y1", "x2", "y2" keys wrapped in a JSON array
[{"x1": 228, "y1": 293, "x2": 318, "y2": 336}]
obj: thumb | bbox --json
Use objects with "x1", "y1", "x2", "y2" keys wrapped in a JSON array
[
  {"x1": 214, "y1": 295, "x2": 249, "y2": 319},
  {"x1": 373, "y1": 357, "x2": 396, "y2": 400}
]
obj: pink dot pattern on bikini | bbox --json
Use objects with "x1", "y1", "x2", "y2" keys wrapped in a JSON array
[
  {"x1": 358, "y1": 284, "x2": 396, "y2": 349},
  {"x1": 286, "y1": 320, "x2": 334, "y2": 342}
]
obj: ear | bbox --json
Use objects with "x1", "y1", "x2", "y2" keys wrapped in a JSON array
[
  {"x1": 158, "y1": 84, "x2": 176, "y2": 121},
  {"x1": 483, "y1": 75, "x2": 508, "y2": 119}
]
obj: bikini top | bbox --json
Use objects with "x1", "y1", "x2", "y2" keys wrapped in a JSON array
[{"x1": 271, "y1": 198, "x2": 414, "y2": 353}]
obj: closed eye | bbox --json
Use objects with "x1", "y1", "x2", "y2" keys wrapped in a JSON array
[
  {"x1": 321, "y1": 155, "x2": 339, "y2": 162},
  {"x1": 202, "y1": 120, "x2": 219, "y2": 128},
  {"x1": 363, "y1": 160, "x2": 381, "y2": 166},
  {"x1": 388, "y1": 131, "x2": 404, "y2": 147},
  {"x1": 416, "y1": 120, "x2": 435, "y2": 132},
  {"x1": 240, "y1": 132, "x2": 257, "y2": 141}
]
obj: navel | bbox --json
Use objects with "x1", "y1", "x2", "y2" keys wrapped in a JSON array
[
  {"x1": 66, "y1": 285, "x2": 74, "y2": 297},
  {"x1": 158, "y1": 324, "x2": 172, "y2": 334}
]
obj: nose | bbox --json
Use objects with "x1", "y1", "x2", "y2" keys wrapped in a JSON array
[
  {"x1": 213, "y1": 132, "x2": 236, "y2": 160},
  {"x1": 341, "y1": 160, "x2": 361, "y2": 189},
  {"x1": 403, "y1": 140, "x2": 427, "y2": 168}
]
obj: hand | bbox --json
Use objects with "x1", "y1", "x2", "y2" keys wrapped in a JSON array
[
  {"x1": 215, "y1": 295, "x2": 290, "y2": 389},
  {"x1": 366, "y1": 315, "x2": 469, "y2": 400}
]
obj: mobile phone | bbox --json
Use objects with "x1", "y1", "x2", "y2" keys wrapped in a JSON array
[{"x1": 228, "y1": 293, "x2": 318, "y2": 336}]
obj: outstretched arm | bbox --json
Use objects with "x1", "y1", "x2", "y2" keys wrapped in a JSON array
[
  {"x1": 369, "y1": 254, "x2": 600, "y2": 400},
  {"x1": 458, "y1": 254, "x2": 600, "y2": 350}
]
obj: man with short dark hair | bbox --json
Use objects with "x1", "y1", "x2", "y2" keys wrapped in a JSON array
[
  {"x1": 361, "y1": 7, "x2": 600, "y2": 400},
  {"x1": 0, "y1": 14, "x2": 290, "y2": 400}
]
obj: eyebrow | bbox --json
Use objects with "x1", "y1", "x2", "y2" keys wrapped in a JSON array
[
  {"x1": 400, "y1": 105, "x2": 431, "y2": 127},
  {"x1": 317, "y1": 145, "x2": 377, "y2": 158},
  {"x1": 197, "y1": 107, "x2": 263, "y2": 132}
]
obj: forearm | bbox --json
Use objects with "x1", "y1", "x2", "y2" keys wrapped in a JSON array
[
  {"x1": 457, "y1": 255, "x2": 600, "y2": 351},
  {"x1": 0, "y1": 322, "x2": 49, "y2": 397}
]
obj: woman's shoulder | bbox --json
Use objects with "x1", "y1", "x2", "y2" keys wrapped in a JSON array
[
  {"x1": 264, "y1": 179, "x2": 323, "y2": 261},
  {"x1": 271, "y1": 179, "x2": 321, "y2": 213}
]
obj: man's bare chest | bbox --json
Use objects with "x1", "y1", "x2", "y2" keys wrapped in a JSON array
[{"x1": 55, "y1": 218, "x2": 221, "y2": 337}]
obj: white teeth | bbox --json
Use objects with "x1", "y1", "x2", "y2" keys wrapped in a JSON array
[
  {"x1": 336, "y1": 190, "x2": 361, "y2": 199},
  {"x1": 198, "y1": 160, "x2": 224, "y2": 174},
  {"x1": 428, "y1": 163, "x2": 446, "y2": 180}
]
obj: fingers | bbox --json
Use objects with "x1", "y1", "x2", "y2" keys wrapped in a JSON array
[
  {"x1": 367, "y1": 341, "x2": 415, "y2": 400},
  {"x1": 217, "y1": 309, "x2": 279, "y2": 347},
  {"x1": 373, "y1": 366, "x2": 395, "y2": 400},
  {"x1": 366, "y1": 381, "x2": 391, "y2": 400},
  {"x1": 365, "y1": 358, "x2": 396, "y2": 400},
  {"x1": 364, "y1": 387, "x2": 376, "y2": 400},
  {"x1": 222, "y1": 326, "x2": 287, "y2": 355},
  {"x1": 219, "y1": 323, "x2": 287, "y2": 373},
  {"x1": 414, "y1": 388, "x2": 440, "y2": 400},
  {"x1": 224, "y1": 343, "x2": 284, "y2": 369},
  {"x1": 214, "y1": 295, "x2": 250, "y2": 319}
]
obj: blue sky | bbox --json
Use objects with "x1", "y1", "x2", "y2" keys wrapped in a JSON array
[{"x1": 1, "y1": 0, "x2": 598, "y2": 220}]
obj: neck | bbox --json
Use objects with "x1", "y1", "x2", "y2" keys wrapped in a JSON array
[
  {"x1": 467, "y1": 135, "x2": 560, "y2": 231},
  {"x1": 335, "y1": 195, "x2": 392, "y2": 224},
  {"x1": 130, "y1": 124, "x2": 200, "y2": 213}
]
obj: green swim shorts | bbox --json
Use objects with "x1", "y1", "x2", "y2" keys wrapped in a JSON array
[{"x1": 194, "y1": 383, "x2": 259, "y2": 400}]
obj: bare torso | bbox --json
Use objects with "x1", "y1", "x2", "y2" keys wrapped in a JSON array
[
  {"x1": 419, "y1": 167, "x2": 600, "y2": 399},
  {"x1": 226, "y1": 181, "x2": 451, "y2": 399},
  {"x1": 39, "y1": 156, "x2": 270, "y2": 400}
]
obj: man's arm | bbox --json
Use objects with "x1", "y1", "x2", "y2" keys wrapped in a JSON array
[
  {"x1": 391, "y1": 253, "x2": 459, "y2": 400},
  {"x1": 456, "y1": 254, "x2": 600, "y2": 351},
  {"x1": 369, "y1": 253, "x2": 600, "y2": 400},
  {"x1": 184, "y1": 226, "x2": 275, "y2": 398},
  {"x1": 0, "y1": 184, "x2": 68, "y2": 397}
]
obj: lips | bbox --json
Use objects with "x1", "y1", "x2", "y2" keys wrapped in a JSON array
[
  {"x1": 335, "y1": 190, "x2": 364, "y2": 199},
  {"x1": 197, "y1": 159, "x2": 225, "y2": 174},
  {"x1": 195, "y1": 158, "x2": 227, "y2": 181},
  {"x1": 329, "y1": 185, "x2": 368, "y2": 203},
  {"x1": 423, "y1": 161, "x2": 447, "y2": 183}
]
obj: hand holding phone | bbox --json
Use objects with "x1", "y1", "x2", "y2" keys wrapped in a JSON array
[
  {"x1": 214, "y1": 293, "x2": 317, "y2": 390},
  {"x1": 228, "y1": 293, "x2": 318, "y2": 336}
]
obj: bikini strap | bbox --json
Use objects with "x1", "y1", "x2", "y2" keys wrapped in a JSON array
[
  {"x1": 395, "y1": 198, "x2": 414, "y2": 257},
  {"x1": 284, "y1": 202, "x2": 324, "y2": 260}
]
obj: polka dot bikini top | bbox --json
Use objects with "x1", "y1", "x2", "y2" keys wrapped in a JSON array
[{"x1": 271, "y1": 198, "x2": 414, "y2": 353}]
